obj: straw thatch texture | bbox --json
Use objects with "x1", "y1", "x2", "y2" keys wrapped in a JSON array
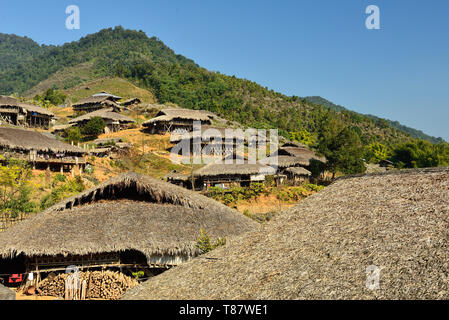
[
  {"x1": 0, "y1": 172, "x2": 258, "y2": 262},
  {"x1": 72, "y1": 96, "x2": 121, "y2": 109},
  {"x1": 142, "y1": 108, "x2": 212, "y2": 127},
  {"x1": 165, "y1": 170, "x2": 189, "y2": 182},
  {"x1": 0, "y1": 127, "x2": 86, "y2": 154},
  {"x1": 69, "y1": 108, "x2": 136, "y2": 125},
  {"x1": 123, "y1": 167, "x2": 449, "y2": 300},
  {"x1": 284, "y1": 166, "x2": 311, "y2": 176},
  {"x1": 0, "y1": 95, "x2": 19, "y2": 107},
  {"x1": 194, "y1": 160, "x2": 275, "y2": 177},
  {"x1": 18, "y1": 103, "x2": 55, "y2": 117}
]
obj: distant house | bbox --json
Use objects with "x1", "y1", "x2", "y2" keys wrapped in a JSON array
[
  {"x1": 71, "y1": 96, "x2": 122, "y2": 114},
  {"x1": 121, "y1": 98, "x2": 142, "y2": 108},
  {"x1": 284, "y1": 167, "x2": 312, "y2": 183},
  {"x1": 69, "y1": 108, "x2": 136, "y2": 133},
  {"x1": 142, "y1": 108, "x2": 212, "y2": 134},
  {"x1": 0, "y1": 96, "x2": 55, "y2": 128},
  {"x1": 91, "y1": 91, "x2": 122, "y2": 101},
  {"x1": 0, "y1": 127, "x2": 87, "y2": 174},
  {"x1": 169, "y1": 125, "x2": 244, "y2": 156},
  {"x1": 164, "y1": 170, "x2": 191, "y2": 188},
  {"x1": 193, "y1": 155, "x2": 275, "y2": 190}
]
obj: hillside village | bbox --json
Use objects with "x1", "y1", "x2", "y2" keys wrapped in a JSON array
[{"x1": 0, "y1": 26, "x2": 448, "y2": 302}]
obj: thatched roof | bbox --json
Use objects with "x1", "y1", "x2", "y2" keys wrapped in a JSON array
[
  {"x1": 170, "y1": 125, "x2": 241, "y2": 143},
  {"x1": 164, "y1": 170, "x2": 189, "y2": 181},
  {"x1": 0, "y1": 172, "x2": 258, "y2": 263},
  {"x1": 142, "y1": 108, "x2": 212, "y2": 127},
  {"x1": 284, "y1": 166, "x2": 311, "y2": 176},
  {"x1": 122, "y1": 98, "x2": 142, "y2": 106},
  {"x1": 0, "y1": 96, "x2": 54, "y2": 117},
  {"x1": 279, "y1": 146, "x2": 326, "y2": 164},
  {"x1": 92, "y1": 92, "x2": 122, "y2": 101},
  {"x1": 69, "y1": 108, "x2": 136, "y2": 125},
  {"x1": 194, "y1": 156, "x2": 276, "y2": 177},
  {"x1": 260, "y1": 155, "x2": 310, "y2": 169},
  {"x1": 123, "y1": 167, "x2": 449, "y2": 300},
  {"x1": 50, "y1": 124, "x2": 74, "y2": 133},
  {"x1": 18, "y1": 103, "x2": 55, "y2": 117},
  {"x1": 0, "y1": 95, "x2": 19, "y2": 106},
  {"x1": 0, "y1": 127, "x2": 86, "y2": 154},
  {"x1": 72, "y1": 96, "x2": 121, "y2": 109}
]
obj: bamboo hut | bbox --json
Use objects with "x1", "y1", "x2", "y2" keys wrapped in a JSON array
[
  {"x1": 193, "y1": 155, "x2": 276, "y2": 189},
  {"x1": 0, "y1": 172, "x2": 258, "y2": 288},
  {"x1": 0, "y1": 96, "x2": 55, "y2": 128},
  {"x1": 164, "y1": 170, "x2": 190, "y2": 188},
  {"x1": 142, "y1": 108, "x2": 212, "y2": 134},
  {"x1": 69, "y1": 108, "x2": 136, "y2": 133},
  {"x1": 123, "y1": 167, "x2": 449, "y2": 300},
  {"x1": 283, "y1": 166, "x2": 312, "y2": 183},
  {"x1": 0, "y1": 127, "x2": 87, "y2": 173},
  {"x1": 71, "y1": 96, "x2": 122, "y2": 113},
  {"x1": 121, "y1": 98, "x2": 142, "y2": 108}
]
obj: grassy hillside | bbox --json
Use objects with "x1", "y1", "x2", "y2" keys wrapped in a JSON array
[{"x1": 0, "y1": 26, "x2": 435, "y2": 147}]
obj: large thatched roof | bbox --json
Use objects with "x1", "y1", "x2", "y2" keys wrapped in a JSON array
[
  {"x1": 123, "y1": 167, "x2": 449, "y2": 300},
  {"x1": 69, "y1": 108, "x2": 136, "y2": 124},
  {"x1": 0, "y1": 96, "x2": 54, "y2": 117},
  {"x1": 0, "y1": 127, "x2": 86, "y2": 154},
  {"x1": 194, "y1": 156, "x2": 276, "y2": 177},
  {"x1": 72, "y1": 96, "x2": 121, "y2": 109},
  {"x1": 142, "y1": 108, "x2": 212, "y2": 127},
  {"x1": 0, "y1": 95, "x2": 19, "y2": 106},
  {"x1": 0, "y1": 172, "x2": 257, "y2": 262}
]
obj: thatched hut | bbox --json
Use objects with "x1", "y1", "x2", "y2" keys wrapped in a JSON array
[
  {"x1": 92, "y1": 92, "x2": 122, "y2": 101},
  {"x1": 0, "y1": 96, "x2": 55, "y2": 128},
  {"x1": 71, "y1": 96, "x2": 122, "y2": 113},
  {"x1": 142, "y1": 108, "x2": 212, "y2": 134},
  {"x1": 69, "y1": 108, "x2": 136, "y2": 133},
  {"x1": 0, "y1": 172, "x2": 258, "y2": 287},
  {"x1": 164, "y1": 170, "x2": 191, "y2": 188},
  {"x1": 283, "y1": 166, "x2": 311, "y2": 183},
  {"x1": 121, "y1": 98, "x2": 142, "y2": 108},
  {"x1": 123, "y1": 167, "x2": 449, "y2": 300},
  {"x1": 0, "y1": 127, "x2": 87, "y2": 173},
  {"x1": 193, "y1": 155, "x2": 275, "y2": 189}
]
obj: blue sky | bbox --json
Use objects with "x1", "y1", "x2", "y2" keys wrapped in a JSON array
[{"x1": 1, "y1": 0, "x2": 448, "y2": 140}]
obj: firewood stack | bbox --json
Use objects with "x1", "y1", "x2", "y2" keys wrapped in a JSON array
[{"x1": 37, "y1": 270, "x2": 139, "y2": 300}]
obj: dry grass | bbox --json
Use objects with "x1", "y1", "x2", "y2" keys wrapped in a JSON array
[{"x1": 123, "y1": 167, "x2": 449, "y2": 300}]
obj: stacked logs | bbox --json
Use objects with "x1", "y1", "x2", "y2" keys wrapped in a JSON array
[{"x1": 37, "y1": 271, "x2": 138, "y2": 300}]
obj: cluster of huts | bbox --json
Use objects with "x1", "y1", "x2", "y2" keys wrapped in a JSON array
[
  {"x1": 0, "y1": 96, "x2": 56, "y2": 129},
  {"x1": 0, "y1": 172, "x2": 257, "y2": 298}
]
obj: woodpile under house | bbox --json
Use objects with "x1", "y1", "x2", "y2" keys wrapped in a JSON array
[
  {"x1": 0, "y1": 172, "x2": 258, "y2": 299},
  {"x1": 69, "y1": 108, "x2": 136, "y2": 133},
  {"x1": 0, "y1": 127, "x2": 87, "y2": 174},
  {"x1": 142, "y1": 108, "x2": 212, "y2": 134},
  {"x1": 0, "y1": 96, "x2": 55, "y2": 128}
]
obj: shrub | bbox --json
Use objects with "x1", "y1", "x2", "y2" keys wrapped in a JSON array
[{"x1": 196, "y1": 229, "x2": 226, "y2": 254}]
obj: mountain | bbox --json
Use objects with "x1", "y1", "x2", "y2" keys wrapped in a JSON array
[
  {"x1": 303, "y1": 96, "x2": 444, "y2": 143},
  {"x1": 0, "y1": 26, "x2": 438, "y2": 146}
]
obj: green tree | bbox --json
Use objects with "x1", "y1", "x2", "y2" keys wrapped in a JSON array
[
  {"x1": 317, "y1": 120, "x2": 366, "y2": 178},
  {"x1": 81, "y1": 117, "x2": 106, "y2": 138},
  {"x1": 365, "y1": 142, "x2": 390, "y2": 163},
  {"x1": 64, "y1": 126, "x2": 82, "y2": 144}
]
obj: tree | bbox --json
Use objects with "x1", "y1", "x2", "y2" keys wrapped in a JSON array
[
  {"x1": 365, "y1": 142, "x2": 390, "y2": 163},
  {"x1": 317, "y1": 120, "x2": 366, "y2": 178},
  {"x1": 64, "y1": 126, "x2": 82, "y2": 144},
  {"x1": 81, "y1": 117, "x2": 106, "y2": 138}
]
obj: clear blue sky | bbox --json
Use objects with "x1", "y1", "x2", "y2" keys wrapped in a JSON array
[{"x1": 1, "y1": 0, "x2": 448, "y2": 140}]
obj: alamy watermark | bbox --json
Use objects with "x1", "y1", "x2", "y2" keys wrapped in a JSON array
[
  {"x1": 66, "y1": 5, "x2": 80, "y2": 30},
  {"x1": 365, "y1": 265, "x2": 380, "y2": 290},
  {"x1": 169, "y1": 122, "x2": 278, "y2": 172},
  {"x1": 365, "y1": 5, "x2": 380, "y2": 30}
]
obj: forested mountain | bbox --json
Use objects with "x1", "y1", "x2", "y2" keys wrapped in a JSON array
[
  {"x1": 303, "y1": 96, "x2": 444, "y2": 143},
  {"x1": 0, "y1": 26, "x2": 442, "y2": 146}
]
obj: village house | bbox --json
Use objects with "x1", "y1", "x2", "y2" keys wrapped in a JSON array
[
  {"x1": 0, "y1": 96, "x2": 55, "y2": 129},
  {"x1": 0, "y1": 127, "x2": 87, "y2": 174},
  {"x1": 69, "y1": 108, "x2": 136, "y2": 133},
  {"x1": 121, "y1": 97, "x2": 142, "y2": 108},
  {"x1": 71, "y1": 95, "x2": 122, "y2": 114},
  {"x1": 193, "y1": 155, "x2": 275, "y2": 190},
  {"x1": 142, "y1": 108, "x2": 212, "y2": 134},
  {"x1": 0, "y1": 172, "x2": 257, "y2": 297}
]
